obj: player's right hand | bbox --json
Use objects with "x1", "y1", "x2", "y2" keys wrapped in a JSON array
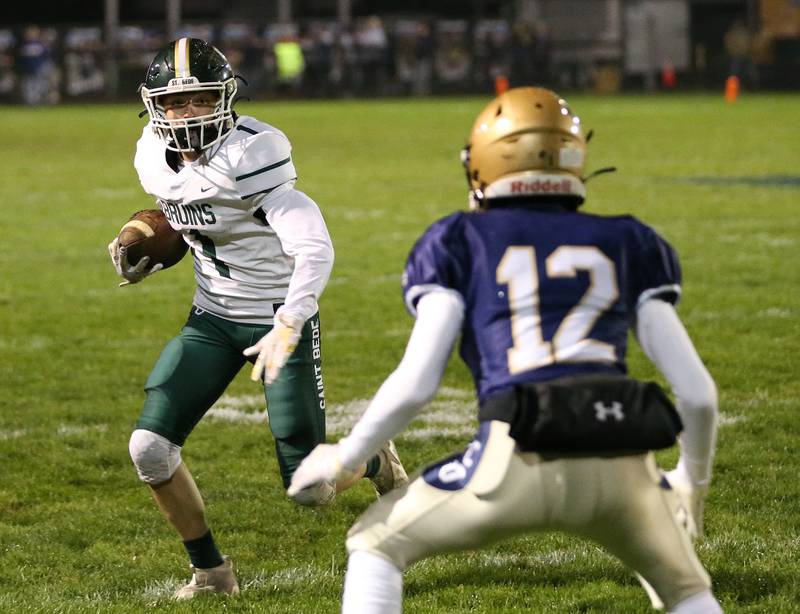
[
  {"x1": 664, "y1": 468, "x2": 708, "y2": 540},
  {"x1": 108, "y1": 238, "x2": 162, "y2": 287}
]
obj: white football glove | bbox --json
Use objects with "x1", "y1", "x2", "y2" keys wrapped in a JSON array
[
  {"x1": 107, "y1": 238, "x2": 163, "y2": 287},
  {"x1": 243, "y1": 312, "x2": 304, "y2": 384},
  {"x1": 287, "y1": 443, "x2": 355, "y2": 498},
  {"x1": 664, "y1": 467, "x2": 709, "y2": 541}
]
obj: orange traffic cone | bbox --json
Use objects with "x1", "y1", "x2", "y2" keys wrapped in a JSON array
[
  {"x1": 724, "y1": 75, "x2": 740, "y2": 103},
  {"x1": 495, "y1": 75, "x2": 509, "y2": 95},
  {"x1": 661, "y1": 60, "x2": 677, "y2": 88}
]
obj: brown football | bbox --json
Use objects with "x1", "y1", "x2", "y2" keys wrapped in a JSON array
[{"x1": 117, "y1": 209, "x2": 189, "y2": 270}]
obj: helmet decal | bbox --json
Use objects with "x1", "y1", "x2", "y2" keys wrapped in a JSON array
[{"x1": 174, "y1": 37, "x2": 191, "y2": 79}]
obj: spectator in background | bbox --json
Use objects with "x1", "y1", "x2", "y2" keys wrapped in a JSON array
[
  {"x1": 355, "y1": 16, "x2": 389, "y2": 96},
  {"x1": 724, "y1": 19, "x2": 756, "y2": 88},
  {"x1": 392, "y1": 20, "x2": 433, "y2": 96},
  {"x1": 63, "y1": 27, "x2": 104, "y2": 98},
  {"x1": 511, "y1": 21, "x2": 537, "y2": 86},
  {"x1": 329, "y1": 25, "x2": 360, "y2": 97},
  {"x1": 221, "y1": 23, "x2": 267, "y2": 95},
  {"x1": 17, "y1": 25, "x2": 60, "y2": 105},
  {"x1": 0, "y1": 30, "x2": 16, "y2": 101},
  {"x1": 531, "y1": 21, "x2": 552, "y2": 87},
  {"x1": 117, "y1": 26, "x2": 164, "y2": 95},
  {"x1": 434, "y1": 23, "x2": 471, "y2": 91},
  {"x1": 301, "y1": 22, "x2": 334, "y2": 97},
  {"x1": 473, "y1": 20, "x2": 511, "y2": 90},
  {"x1": 274, "y1": 34, "x2": 305, "y2": 95}
]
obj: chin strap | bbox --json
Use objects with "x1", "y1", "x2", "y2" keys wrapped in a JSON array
[
  {"x1": 581, "y1": 128, "x2": 616, "y2": 183},
  {"x1": 581, "y1": 166, "x2": 617, "y2": 182}
]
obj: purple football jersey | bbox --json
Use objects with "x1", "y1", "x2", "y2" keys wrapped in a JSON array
[{"x1": 402, "y1": 206, "x2": 681, "y2": 403}]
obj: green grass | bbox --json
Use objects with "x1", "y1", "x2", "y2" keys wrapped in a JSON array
[{"x1": 0, "y1": 92, "x2": 798, "y2": 612}]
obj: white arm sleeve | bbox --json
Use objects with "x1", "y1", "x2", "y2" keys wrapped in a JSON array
[
  {"x1": 338, "y1": 288, "x2": 465, "y2": 470},
  {"x1": 636, "y1": 299, "x2": 718, "y2": 485},
  {"x1": 260, "y1": 189, "x2": 334, "y2": 324}
]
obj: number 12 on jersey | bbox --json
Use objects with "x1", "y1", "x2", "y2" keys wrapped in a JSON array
[{"x1": 496, "y1": 245, "x2": 619, "y2": 374}]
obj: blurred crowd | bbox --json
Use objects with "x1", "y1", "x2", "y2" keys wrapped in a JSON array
[
  {"x1": 0, "y1": 17, "x2": 554, "y2": 104},
  {"x1": 4, "y1": 12, "x2": 797, "y2": 105}
]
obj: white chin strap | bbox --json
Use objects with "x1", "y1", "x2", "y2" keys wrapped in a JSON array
[{"x1": 484, "y1": 173, "x2": 586, "y2": 201}]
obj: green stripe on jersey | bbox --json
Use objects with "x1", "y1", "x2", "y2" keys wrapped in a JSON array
[{"x1": 235, "y1": 157, "x2": 291, "y2": 181}]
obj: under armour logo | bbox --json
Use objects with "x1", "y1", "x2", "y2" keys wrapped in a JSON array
[{"x1": 593, "y1": 401, "x2": 625, "y2": 422}]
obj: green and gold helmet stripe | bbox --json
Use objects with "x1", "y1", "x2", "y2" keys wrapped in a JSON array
[{"x1": 174, "y1": 37, "x2": 191, "y2": 78}]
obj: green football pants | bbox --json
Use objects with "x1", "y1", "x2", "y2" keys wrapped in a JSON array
[{"x1": 136, "y1": 306, "x2": 326, "y2": 487}]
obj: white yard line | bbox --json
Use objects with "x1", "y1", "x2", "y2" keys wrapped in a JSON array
[
  {"x1": 0, "y1": 429, "x2": 27, "y2": 440},
  {"x1": 205, "y1": 389, "x2": 476, "y2": 440},
  {"x1": 756, "y1": 307, "x2": 792, "y2": 318},
  {"x1": 718, "y1": 412, "x2": 745, "y2": 426},
  {"x1": 204, "y1": 391, "x2": 749, "y2": 440},
  {"x1": 0, "y1": 391, "x2": 750, "y2": 445},
  {"x1": 56, "y1": 424, "x2": 108, "y2": 436}
]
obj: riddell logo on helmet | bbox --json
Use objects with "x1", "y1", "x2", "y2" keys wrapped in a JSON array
[{"x1": 510, "y1": 179, "x2": 572, "y2": 194}]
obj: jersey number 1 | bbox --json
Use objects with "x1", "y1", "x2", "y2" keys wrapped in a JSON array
[
  {"x1": 189, "y1": 230, "x2": 231, "y2": 278},
  {"x1": 496, "y1": 246, "x2": 619, "y2": 374}
]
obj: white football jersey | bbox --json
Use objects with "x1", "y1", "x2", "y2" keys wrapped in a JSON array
[{"x1": 134, "y1": 115, "x2": 332, "y2": 325}]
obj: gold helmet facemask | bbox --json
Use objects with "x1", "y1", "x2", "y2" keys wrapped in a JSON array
[{"x1": 461, "y1": 87, "x2": 590, "y2": 210}]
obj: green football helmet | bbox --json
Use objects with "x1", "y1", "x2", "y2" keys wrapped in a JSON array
[{"x1": 140, "y1": 38, "x2": 237, "y2": 153}]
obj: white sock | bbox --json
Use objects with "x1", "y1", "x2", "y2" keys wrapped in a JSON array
[
  {"x1": 668, "y1": 589, "x2": 723, "y2": 614},
  {"x1": 342, "y1": 551, "x2": 402, "y2": 614}
]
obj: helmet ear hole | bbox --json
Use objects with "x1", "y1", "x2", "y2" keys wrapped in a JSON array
[{"x1": 495, "y1": 106, "x2": 502, "y2": 117}]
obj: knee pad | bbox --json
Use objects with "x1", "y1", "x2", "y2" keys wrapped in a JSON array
[
  {"x1": 129, "y1": 429, "x2": 182, "y2": 485},
  {"x1": 289, "y1": 480, "x2": 336, "y2": 507}
]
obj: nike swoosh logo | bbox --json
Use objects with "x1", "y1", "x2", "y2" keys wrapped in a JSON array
[{"x1": 200, "y1": 186, "x2": 213, "y2": 192}]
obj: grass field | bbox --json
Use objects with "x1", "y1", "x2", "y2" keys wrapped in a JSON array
[{"x1": 0, "y1": 92, "x2": 798, "y2": 613}]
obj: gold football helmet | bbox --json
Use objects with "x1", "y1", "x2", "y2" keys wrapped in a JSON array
[{"x1": 461, "y1": 87, "x2": 587, "y2": 209}]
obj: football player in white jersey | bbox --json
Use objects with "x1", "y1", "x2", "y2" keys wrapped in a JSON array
[
  {"x1": 107, "y1": 38, "x2": 408, "y2": 599},
  {"x1": 289, "y1": 87, "x2": 724, "y2": 613}
]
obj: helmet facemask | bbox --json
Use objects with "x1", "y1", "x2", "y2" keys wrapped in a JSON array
[{"x1": 141, "y1": 76, "x2": 237, "y2": 153}]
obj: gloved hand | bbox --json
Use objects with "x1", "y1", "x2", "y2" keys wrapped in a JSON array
[
  {"x1": 664, "y1": 467, "x2": 709, "y2": 540},
  {"x1": 243, "y1": 312, "x2": 304, "y2": 384},
  {"x1": 108, "y1": 238, "x2": 163, "y2": 287},
  {"x1": 287, "y1": 443, "x2": 355, "y2": 498}
]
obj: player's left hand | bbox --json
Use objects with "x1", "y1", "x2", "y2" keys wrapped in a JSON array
[
  {"x1": 288, "y1": 443, "x2": 355, "y2": 497},
  {"x1": 243, "y1": 313, "x2": 304, "y2": 384}
]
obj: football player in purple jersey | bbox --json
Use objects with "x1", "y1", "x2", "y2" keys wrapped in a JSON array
[{"x1": 290, "y1": 87, "x2": 723, "y2": 613}]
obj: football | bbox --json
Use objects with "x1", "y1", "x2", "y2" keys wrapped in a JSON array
[{"x1": 117, "y1": 209, "x2": 189, "y2": 270}]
